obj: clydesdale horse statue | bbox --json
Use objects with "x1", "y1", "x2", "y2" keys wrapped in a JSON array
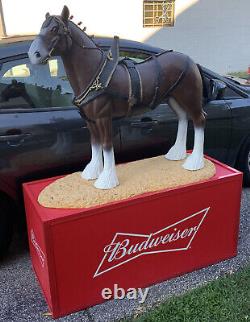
[{"x1": 28, "y1": 6, "x2": 206, "y2": 190}]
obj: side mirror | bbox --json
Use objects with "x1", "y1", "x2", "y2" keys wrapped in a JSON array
[{"x1": 210, "y1": 79, "x2": 227, "y2": 100}]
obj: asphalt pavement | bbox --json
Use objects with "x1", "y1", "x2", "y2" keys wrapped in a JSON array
[{"x1": 0, "y1": 188, "x2": 249, "y2": 322}]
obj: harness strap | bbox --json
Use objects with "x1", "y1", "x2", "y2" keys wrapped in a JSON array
[
  {"x1": 149, "y1": 55, "x2": 163, "y2": 109},
  {"x1": 119, "y1": 58, "x2": 142, "y2": 114},
  {"x1": 122, "y1": 59, "x2": 142, "y2": 105},
  {"x1": 73, "y1": 36, "x2": 119, "y2": 108},
  {"x1": 120, "y1": 63, "x2": 133, "y2": 116}
]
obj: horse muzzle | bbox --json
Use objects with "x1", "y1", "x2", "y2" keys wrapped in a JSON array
[{"x1": 28, "y1": 37, "x2": 51, "y2": 65}]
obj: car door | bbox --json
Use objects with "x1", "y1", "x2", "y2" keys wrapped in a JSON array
[
  {"x1": 200, "y1": 78, "x2": 233, "y2": 163},
  {"x1": 215, "y1": 83, "x2": 250, "y2": 166},
  {"x1": 120, "y1": 62, "x2": 232, "y2": 162},
  {"x1": 119, "y1": 102, "x2": 177, "y2": 159},
  {"x1": 118, "y1": 50, "x2": 176, "y2": 158},
  {"x1": 201, "y1": 100, "x2": 231, "y2": 163},
  {"x1": 0, "y1": 55, "x2": 120, "y2": 197}
]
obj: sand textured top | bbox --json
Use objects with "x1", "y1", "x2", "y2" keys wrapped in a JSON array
[{"x1": 38, "y1": 155, "x2": 216, "y2": 209}]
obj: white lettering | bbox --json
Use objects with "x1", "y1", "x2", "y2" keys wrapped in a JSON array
[
  {"x1": 105, "y1": 239, "x2": 130, "y2": 262},
  {"x1": 105, "y1": 227, "x2": 197, "y2": 263},
  {"x1": 180, "y1": 229, "x2": 189, "y2": 238},
  {"x1": 138, "y1": 288, "x2": 149, "y2": 304},
  {"x1": 138, "y1": 234, "x2": 153, "y2": 251},
  {"x1": 101, "y1": 288, "x2": 112, "y2": 299},
  {"x1": 94, "y1": 207, "x2": 210, "y2": 278},
  {"x1": 101, "y1": 285, "x2": 149, "y2": 303},
  {"x1": 114, "y1": 283, "x2": 125, "y2": 299},
  {"x1": 161, "y1": 233, "x2": 170, "y2": 244},
  {"x1": 126, "y1": 288, "x2": 137, "y2": 300}
]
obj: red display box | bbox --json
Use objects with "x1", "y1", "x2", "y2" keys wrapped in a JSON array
[{"x1": 23, "y1": 156, "x2": 242, "y2": 318}]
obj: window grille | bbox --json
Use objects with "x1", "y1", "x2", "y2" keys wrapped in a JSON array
[{"x1": 143, "y1": 0, "x2": 175, "y2": 27}]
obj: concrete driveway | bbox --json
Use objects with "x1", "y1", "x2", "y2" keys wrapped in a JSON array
[{"x1": 0, "y1": 188, "x2": 249, "y2": 322}]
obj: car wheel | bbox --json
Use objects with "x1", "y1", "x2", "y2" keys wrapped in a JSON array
[
  {"x1": 237, "y1": 140, "x2": 250, "y2": 186},
  {"x1": 0, "y1": 199, "x2": 13, "y2": 257}
]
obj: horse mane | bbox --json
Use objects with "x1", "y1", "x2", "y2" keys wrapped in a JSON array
[{"x1": 68, "y1": 20, "x2": 98, "y2": 49}]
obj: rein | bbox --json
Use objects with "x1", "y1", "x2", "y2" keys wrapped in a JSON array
[{"x1": 41, "y1": 16, "x2": 104, "y2": 63}]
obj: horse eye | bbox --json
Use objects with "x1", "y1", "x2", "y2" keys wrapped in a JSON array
[{"x1": 51, "y1": 26, "x2": 58, "y2": 33}]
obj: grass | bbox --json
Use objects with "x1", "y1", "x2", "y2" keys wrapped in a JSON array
[
  {"x1": 227, "y1": 71, "x2": 248, "y2": 79},
  {"x1": 127, "y1": 266, "x2": 250, "y2": 322}
]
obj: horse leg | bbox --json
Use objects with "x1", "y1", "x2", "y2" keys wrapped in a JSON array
[
  {"x1": 183, "y1": 122, "x2": 205, "y2": 170},
  {"x1": 94, "y1": 118, "x2": 119, "y2": 189},
  {"x1": 169, "y1": 63, "x2": 205, "y2": 171},
  {"x1": 81, "y1": 122, "x2": 103, "y2": 180},
  {"x1": 182, "y1": 104, "x2": 205, "y2": 170},
  {"x1": 165, "y1": 97, "x2": 187, "y2": 160}
]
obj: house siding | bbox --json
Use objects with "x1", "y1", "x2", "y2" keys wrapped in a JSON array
[{"x1": 2, "y1": 0, "x2": 249, "y2": 73}]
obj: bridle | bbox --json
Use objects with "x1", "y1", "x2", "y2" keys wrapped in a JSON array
[
  {"x1": 35, "y1": 15, "x2": 118, "y2": 122},
  {"x1": 38, "y1": 16, "x2": 104, "y2": 63},
  {"x1": 36, "y1": 16, "x2": 73, "y2": 63}
]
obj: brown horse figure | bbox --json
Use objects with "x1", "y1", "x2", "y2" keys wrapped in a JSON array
[{"x1": 28, "y1": 6, "x2": 206, "y2": 190}]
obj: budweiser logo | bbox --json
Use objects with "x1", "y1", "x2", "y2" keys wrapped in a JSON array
[
  {"x1": 94, "y1": 207, "x2": 210, "y2": 277},
  {"x1": 31, "y1": 229, "x2": 45, "y2": 268}
]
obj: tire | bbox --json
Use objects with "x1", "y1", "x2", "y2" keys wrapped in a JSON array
[
  {"x1": 237, "y1": 140, "x2": 250, "y2": 186},
  {"x1": 0, "y1": 199, "x2": 13, "y2": 258}
]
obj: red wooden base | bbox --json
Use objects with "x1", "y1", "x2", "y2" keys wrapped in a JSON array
[{"x1": 23, "y1": 156, "x2": 242, "y2": 318}]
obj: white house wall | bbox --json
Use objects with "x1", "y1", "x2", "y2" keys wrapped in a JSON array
[{"x1": 2, "y1": 0, "x2": 249, "y2": 74}]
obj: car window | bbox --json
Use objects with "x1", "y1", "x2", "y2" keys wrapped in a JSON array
[
  {"x1": 222, "y1": 86, "x2": 243, "y2": 100},
  {"x1": 0, "y1": 57, "x2": 73, "y2": 110},
  {"x1": 204, "y1": 75, "x2": 243, "y2": 101},
  {"x1": 120, "y1": 50, "x2": 150, "y2": 63},
  {"x1": 3, "y1": 63, "x2": 30, "y2": 77}
]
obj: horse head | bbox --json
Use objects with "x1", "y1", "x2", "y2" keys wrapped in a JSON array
[{"x1": 28, "y1": 6, "x2": 72, "y2": 64}]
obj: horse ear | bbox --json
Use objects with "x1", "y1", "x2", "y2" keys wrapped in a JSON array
[
  {"x1": 45, "y1": 12, "x2": 50, "y2": 19},
  {"x1": 61, "y1": 5, "x2": 70, "y2": 22}
]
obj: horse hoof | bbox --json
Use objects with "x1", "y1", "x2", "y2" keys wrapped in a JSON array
[
  {"x1": 182, "y1": 154, "x2": 204, "y2": 171},
  {"x1": 94, "y1": 169, "x2": 119, "y2": 189},
  {"x1": 81, "y1": 162, "x2": 103, "y2": 180},
  {"x1": 165, "y1": 146, "x2": 186, "y2": 161}
]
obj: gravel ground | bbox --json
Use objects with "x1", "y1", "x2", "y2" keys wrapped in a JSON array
[{"x1": 0, "y1": 188, "x2": 249, "y2": 322}]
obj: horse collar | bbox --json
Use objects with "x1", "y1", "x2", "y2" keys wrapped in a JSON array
[{"x1": 73, "y1": 36, "x2": 120, "y2": 108}]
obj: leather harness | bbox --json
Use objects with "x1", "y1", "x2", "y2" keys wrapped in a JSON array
[
  {"x1": 119, "y1": 58, "x2": 143, "y2": 112},
  {"x1": 73, "y1": 36, "x2": 120, "y2": 108},
  {"x1": 72, "y1": 37, "x2": 189, "y2": 122}
]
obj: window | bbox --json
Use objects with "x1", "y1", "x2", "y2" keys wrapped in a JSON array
[
  {"x1": 48, "y1": 59, "x2": 58, "y2": 77},
  {"x1": 3, "y1": 64, "x2": 30, "y2": 78},
  {"x1": 143, "y1": 0, "x2": 175, "y2": 28},
  {"x1": 120, "y1": 50, "x2": 150, "y2": 63},
  {"x1": 223, "y1": 87, "x2": 243, "y2": 100},
  {"x1": 0, "y1": 57, "x2": 73, "y2": 110}
]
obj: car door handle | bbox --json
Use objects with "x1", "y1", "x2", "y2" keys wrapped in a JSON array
[
  {"x1": 0, "y1": 132, "x2": 32, "y2": 146},
  {"x1": 131, "y1": 120, "x2": 158, "y2": 128},
  {"x1": 0, "y1": 133, "x2": 32, "y2": 141}
]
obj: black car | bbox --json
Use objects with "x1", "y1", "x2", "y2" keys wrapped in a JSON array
[{"x1": 0, "y1": 36, "x2": 250, "y2": 256}]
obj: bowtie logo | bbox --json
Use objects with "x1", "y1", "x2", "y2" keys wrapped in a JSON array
[
  {"x1": 94, "y1": 207, "x2": 210, "y2": 277},
  {"x1": 31, "y1": 229, "x2": 46, "y2": 268}
]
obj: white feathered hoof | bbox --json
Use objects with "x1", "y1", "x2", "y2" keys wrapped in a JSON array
[
  {"x1": 165, "y1": 145, "x2": 186, "y2": 161},
  {"x1": 182, "y1": 153, "x2": 204, "y2": 171},
  {"x1": 94, "y1": 167, "x2": 119, "y2": 189},
  {"x1": 81, "y1": 161, "x2": 103, "y2": 180}
]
